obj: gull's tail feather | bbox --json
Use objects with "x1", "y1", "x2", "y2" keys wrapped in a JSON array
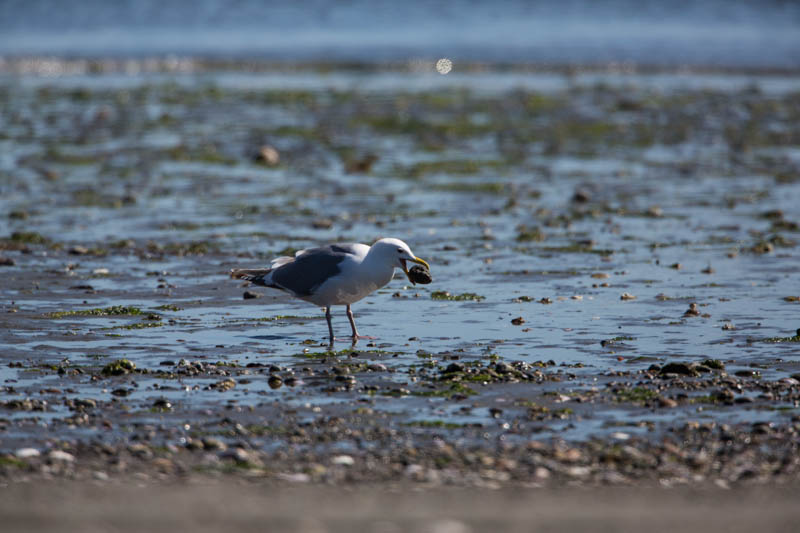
[{"x1": 230, "y1": 268, "x2": 273, "y2": 287}]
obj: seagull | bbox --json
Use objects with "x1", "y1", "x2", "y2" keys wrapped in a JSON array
[{"x1": 230, "y1": 238, "x2": 430, "y2": 347}]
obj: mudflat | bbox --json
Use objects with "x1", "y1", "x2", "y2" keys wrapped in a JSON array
[{"x1": 2, "y1": 64, "x2": 800, "y2": 518}]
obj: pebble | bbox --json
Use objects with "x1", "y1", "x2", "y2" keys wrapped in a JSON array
[
  {"x1": 220, "y1": 448, "x2": 253, "y2": 464},
  {"x1": 620, "y1": 292, "x2": 636, "y2": 300},
  {"x1": 276, "y1": 472, "x2": 310, "y2": 483},
  {"x1": 659, "y1": 362, "x2": 699, "y2": 377},
  {"x1": 68, "y1": 245, "x2": 90, "y2": 255},
  {"x1": 256, "y1": 145, "x2": 280, "y2": 166},
  {"x1": 48, "y1": 450, "x2": 75, "y2": 462},
  {"x1": 202, "y1": 438, "x2": 227, "y2": 451},
  {"x1": 683, "y1": 303, "x2": 701, "y2": 317},
  {"x1": 243, "y1": 290, "x2": 260, "y2": 299},
  {"x1": 510, "y1": 317, "x2": 525, "y2": 325},
  {"x1": 331, "y1": 455, "x2": 354, "y2": 466},
  {"x1": 534, "y1": 466, "x2": 551, "y2": 480},
  {"x1": 15, "y1": 447, "x2": 40, "y2": 458},
  {"x1": 658, "y1": 396, "x2": 678, "y2": 408}
]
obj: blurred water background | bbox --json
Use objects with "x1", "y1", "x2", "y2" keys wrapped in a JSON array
[{"x1": 1, "y1": 0, "x2": 798, "y2": 69}]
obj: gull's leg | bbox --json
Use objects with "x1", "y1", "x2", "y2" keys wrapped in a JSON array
[
  {"x1": 346, "y1": 305, "x2": 377, "y2": 342},
  {"x1": 346, "y1": 304, "x2": 359, "y2": 338},
  {"x1": 325, "y1": 306, "x2": 334, "y2": 348}
]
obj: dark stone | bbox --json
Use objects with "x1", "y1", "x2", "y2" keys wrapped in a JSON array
[
  {"x1": 659, "y1": 362, "x2": 699, "y2": 377},
  {"x1": 444, "y1": 363, "x2": 465, "y2": 374}
]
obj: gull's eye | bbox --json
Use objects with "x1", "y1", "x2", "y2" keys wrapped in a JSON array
[{"x1": 397, "y1": 248, "x2": 404, "y2": 253}]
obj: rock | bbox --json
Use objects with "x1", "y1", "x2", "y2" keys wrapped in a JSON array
[
  {"x1": 0, "y1": 256, "x2": 15, "y2": 266},
  {"x1": 658, "y1": 396, "x2": 678, "y2": 408},
  {"x1": 4, "y1": 398, "x2": 47, "y2": 411},
  {"x1": 494, "y1": 362, "x2": 512, "y2": 374},
  {"x1": 566, "y1": 466, "x2": 591, "y2": 478},
  {"x1": 534, "y1": 466, "x2": 551, "y2": 480},
  {"x1": 659, "y1": 362, "x2": 699, "y2": 377},
  {"x1": 443, "y1": 363, "x2": 465, "y2": 374},
  {"x1": 268, "y1": 375, "x2": 283, "y2": 389},
  {"x1": 331, "y1": 455, "x2": 354, "y2": 466},
  {"x1": 344, "y1": 154, "x2": 378, "y2": 174},
  {"x1": 683, "y1": 303, "x2": 701, "y2": 317},
  {"x1": 243, "y1": 290, "x2": 260, "y2": 299},
  {"x1": 276, "y1": 472, "x2": 310, "y2": 483},
  {"x1": 210, "y1": 378, "x2": 236, "y2": 392},
  {"x1": 128, "y1": 443, "x2": 153, "y2": 458},
  {"x1": 311, "y1": 218, "x2": 334, "y2": 230},
  {"x1": 220, "y1": 448, "x2": 254, "y2": 464},
  {"x1": 151, "y1": 458, "x2": 175, "y2": 473},
  {"x1": 74, "y1": 398, "x2": 97, "y2": 409},
  {"x1": 572, "y1": 188, "x2": 591, "y2": 203},
  {"x1": 48, "y1": 450, "x2": 75, "y2": 462},
  {"x1": 555, "y1": 448, "x2": 582, "y2": 463},
  {"x1": 15, "y1": 448, "x2": 40, "y2": 459},
  {"x1": 255, "y1": 145, "x2": 280, "y2": 166},
  {"x1": 620, "y1": 292, "x2": 636, "y2": 300},
  {"x1": 152, "y1": 398, "x2": 172, "y2": 409},
  {"x1": 713, "y1": 389, "x2": 735, "y2": 402},
  {"x1": 202, "y1": 438, "x2": 227, "y2": 451},
  {"x1": 511, "y1": 317, "x2": 526, "y2": 325},
  {"x1": 68, "y1": 245, "x2": 90, "y2": 255}
]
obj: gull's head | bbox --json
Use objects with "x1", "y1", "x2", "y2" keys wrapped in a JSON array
[{"x1": 370, "y1": 238, "x2": 430, "y2": 281}]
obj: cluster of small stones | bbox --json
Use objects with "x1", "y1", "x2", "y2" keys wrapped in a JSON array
[{"x1": 1, "y1": 415, "x2": 799, "y2": 488}]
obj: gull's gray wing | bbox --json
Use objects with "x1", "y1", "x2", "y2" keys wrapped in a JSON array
[{"x1": 270, "y1": 244, "x2": 360, "y2": 297}]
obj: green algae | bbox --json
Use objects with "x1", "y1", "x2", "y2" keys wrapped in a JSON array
[
  {"x1": 613, "y1": 387, "x2": 659, "y2": 405},
  {"x1": 394, "y1": 159, "x2": 508, "y2": 179},
  {"x1": 8, "y1": 231, "x2": 50, "y2": 244},
  {"x1": 412, "y1": 382, "x2": 477, "y2": 398},
  {"x1": 153, "y1": 304, "x2": 183, "y2": 312},
  {"x1": 103, "y1": 322, "x2": 164, "y2": 331},
  {"x1": 101, "y1": 359, "x2": 136, "y2": 376},
  {"x1": 431, "y1": 291, "x2": 485, "y2": 302},
  {"x1": 46, "y1": 306, "x2": 145, "y2": 319}
]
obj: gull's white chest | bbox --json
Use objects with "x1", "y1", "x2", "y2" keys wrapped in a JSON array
[{"x1": 307, "y1": 260, "x2": 395, "y2": 306}]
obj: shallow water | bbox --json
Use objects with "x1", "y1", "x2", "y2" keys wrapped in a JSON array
[{"x1": 1, "y1": 67, "x2": 800, "y2": 452}]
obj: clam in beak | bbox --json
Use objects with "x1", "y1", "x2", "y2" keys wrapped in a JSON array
[{"x1": 401, "y1": 256, "x2": 430, "y2": 283}]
